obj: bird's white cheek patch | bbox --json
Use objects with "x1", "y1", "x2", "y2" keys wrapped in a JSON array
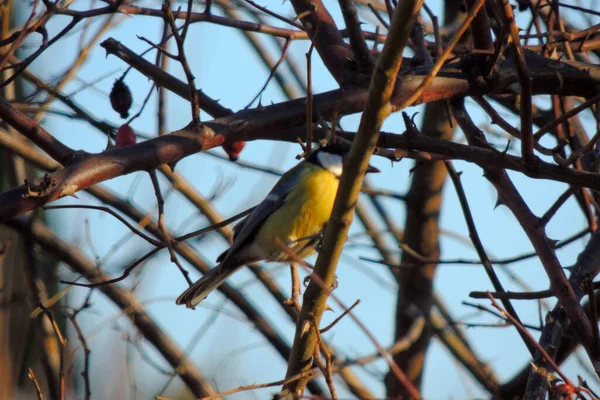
[{"x1": 317, "y1": 152, "x2": 343, "y2": 176}]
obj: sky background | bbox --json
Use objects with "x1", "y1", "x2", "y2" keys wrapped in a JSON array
[{"x1": 14, "y1": 0, "x2": 600, "y2": 398}]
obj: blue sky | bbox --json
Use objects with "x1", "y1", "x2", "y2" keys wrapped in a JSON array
[{"x1": 16, "y1": 0, "x2": 600, "y2": 398}]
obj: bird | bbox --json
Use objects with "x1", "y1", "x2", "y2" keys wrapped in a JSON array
[{"x1": 176, "y1": 143, "x2": 380, "y2": 309}]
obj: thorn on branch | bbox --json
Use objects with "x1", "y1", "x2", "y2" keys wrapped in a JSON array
[
  {"x1": 320, "y1": 299, "x2": 360, "y2": 334},
  {"x1": 294, "y1": 5, "x2": 316, "y2": 23}
]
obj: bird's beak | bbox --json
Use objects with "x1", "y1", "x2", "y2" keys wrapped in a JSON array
[{"x1": 366, "y1": 164, "x2": 380, "y2": 173}]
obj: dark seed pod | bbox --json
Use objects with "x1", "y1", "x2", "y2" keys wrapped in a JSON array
[{"x1": 110, "y1": 79, "x2": 132, "y2": 119}]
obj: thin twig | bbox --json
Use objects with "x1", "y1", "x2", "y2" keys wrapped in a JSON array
[
  {"x1": 361, "y1": 227, "x2": 590, "y2": 268},
  {"x1": 312, "y1": 316, "x2": 337, "y2": 399},
  {"x1": 149, "y1": 170, "x2": 193, "y2": 286},
  {"x1": 174, "y1": 206, "x2": 255, "y2": 242},
  {"x1": 60, "y1": 207, "x2": 255, "y2": 288},
  {"x1": 243, "y1": 0, "x2": 303, "y2": 29},
  {"x1": 555, "y1": 129, "x2": 600, "y2": 167},
  {"x1": 497, "y1": 0, "x2": 534, "y2": 168},
  {"x1": 534, "y1": 92, "x2": 600, "y2": 141},
  {"x1": 445, "y1": 160, "x2": 535, "y2": 355},
  {"x1": 395, "y1": 0, "x2": 486, "y2": 110},
  {"x1": 461, "y1": 301, "x2": 541, "y2": 331},
  {"x1": 538, "y1": 186, "x2": 578, "y2": 227},
  {"x1": 28, "y1": 368, "x2": 45, "y2": 400},
  {"x1": 286, "y1": 262, "x2": 301, "y2": 311},
  {"x1": 487, "y1": 292, "x2": 573, "y2": 386},
  {"x1": 196, "y1": 368, "x2": 320, "y2": 400},
  {"x1": 68, "y1": 314, "x2": 91, "y2": 400},
  {"x1": 368, "y1": 3, "x2": 389, "y2": 29},
  {"x1": 162, "y1": 1, "x2": 200, "y2": 124},
  {"x1": 586, "y1": 280, "x2": 600, "y2": 363},
  {"x1": 339, "y1": 0, "x2": 372, "y2": 69},
  {"x1": 305, "y1": 6, "x2": 319, "y2": 155},
  {"x1": 244, "y1": 38, "x2": 293, "y2": 109},
  {"x1": 61, "y1": 247, "x2": 161, "y2": 288},
  {"x1": 337, "y1": 305, "x2": 425, "y2": 368},
  {"x1": 39, "y1": 305, "x2": 66, "y2": 400},
  {"x1": 469, "y1": 281, "x2": 600, "y2": 300},
  {"x1": 320, "y1": 299, "x2": 360, "y2": 333},
  {"x1": 43, "y1": 205, "x2": 161, "y2": 246}
]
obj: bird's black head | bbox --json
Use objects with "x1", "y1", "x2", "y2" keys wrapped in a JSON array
[{"x1": 307, "y1": 143, "x2": 380, "y2": 176}]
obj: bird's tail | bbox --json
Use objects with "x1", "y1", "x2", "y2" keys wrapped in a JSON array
[{"x1": 176, "y1": 262, "x2": 241, "y2": 309}]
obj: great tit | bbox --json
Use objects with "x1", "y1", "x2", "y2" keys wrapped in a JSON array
[{"x1": 176, "y1": 143, "x2": 380, "y2": 308}]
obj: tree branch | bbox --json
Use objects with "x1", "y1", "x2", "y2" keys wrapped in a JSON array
[
  {"x1": 524, "y1": 228, "x2": 600, "y2": 397},
  {"x1": 3, "y1": 51, "x2": 600, "y2": 220},
  {"x1": 496, "y1": 0, "x2": 534, "y2": 168},
  {"x1": 289, "y1": 0, "x2": 354, "y2": 83},
  {"x1": 4, "y1": 218, "x2": 218, "y2": 399},
  {"x1": 282, "y1": 1, "x2": 423, "y2": 397},
  {"x1": 0, "y1": 97, "x2": 75, "y2": 165},
  {"x1": 445, "y1": 160, "x2": 535, "y2": 356},
  {"x1": 451, "y1": 99, "x2": 599, "y2": 381},
  {"x1": 338, "y1": 0, "x2": 372, "y2": 70},
  {"x1": 101, "y1": 39, "x2": 231, "y2": 118}
]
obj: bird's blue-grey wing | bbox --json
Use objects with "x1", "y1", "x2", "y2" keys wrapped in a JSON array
[
  {"x1": 219, "y1": 165, "x2": 304, "y2": 264},
  {"x1": 231, "y1": 218, "x2": 246, "y2": 238}
]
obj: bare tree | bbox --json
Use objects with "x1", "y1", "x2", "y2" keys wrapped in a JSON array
[{"x1": 1, "y1": 0, "x2": 600, "y2": 399}]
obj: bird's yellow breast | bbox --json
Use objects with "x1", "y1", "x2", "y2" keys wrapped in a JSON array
[{"x1": 256, "y1": 164, "x2": 339, "y2": 260}]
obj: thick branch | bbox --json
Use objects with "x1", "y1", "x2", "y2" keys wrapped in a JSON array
[
  {"x1": 3, "y1": 52, "x2": 600, "y2": 219},
  {"x1": 290, "y1": 0, "x2": 354, "y2": 83},
  {"x1": 496, "y1": 0, "x2": 534, "y2": 167},
  {"x1": 4, "y1": 115, "x2": 600, "y2": 222},
  {"x1": 338, "y1": 0, "x2": 373, "y2": 70},
  {"x1": 466, "y1": 0, "x2": 493, "y2": 52},
  {"x1": 0, "y1": 97, "x2": 75, "y2": 165},
  {"x1": 282, "y1": 1, "x2": 423, "y2": 398}
]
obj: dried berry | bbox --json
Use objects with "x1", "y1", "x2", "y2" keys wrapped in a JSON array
[
  {"x1": 223, "y1": 141, "x2": 246, "y2": 161},
  {"x1": 115, "y1": 124, "x2": 136, "y2": 147},
  {"x1": 110, "y1": 79, "x2": 132, "y2": 119}
]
